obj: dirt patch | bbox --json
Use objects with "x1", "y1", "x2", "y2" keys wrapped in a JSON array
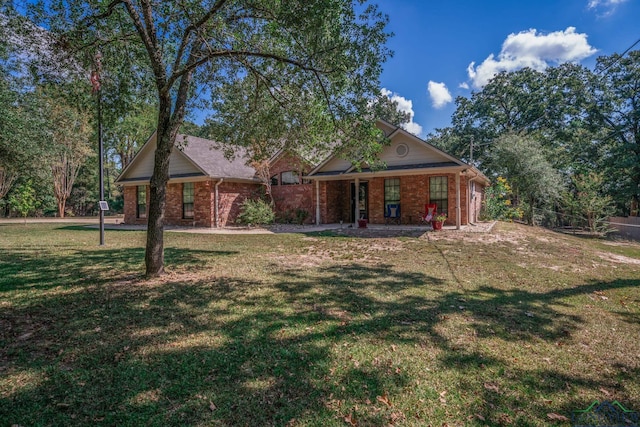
[{"x1": 597, "y1": 252, "x2": 640, "y2": 265}]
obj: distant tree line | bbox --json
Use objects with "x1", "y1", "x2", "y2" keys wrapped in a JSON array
[{"x1": 427, "y1": 51, "x2": 640, "y2": 229}]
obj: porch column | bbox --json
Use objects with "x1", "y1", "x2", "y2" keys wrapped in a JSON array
[
  {"x1": 354, "y1": 177, "x2": 360, "y2": 227},
  {"x1": 455, "y1": 172, "x2": 461, "y2": 230},
  {"x1": 315, "y1": 180, "x2": 321, "y2": 224}
]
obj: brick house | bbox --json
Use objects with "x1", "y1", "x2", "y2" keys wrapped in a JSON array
[
  {"x1": 115, "y1": 133, "x2": 315, "y2": 227},
  {"x1": 306, "y1": 120, "x2": 489, "y2": 228},
  {"x1": 116, "y1": 120, "x2": 488, "y2": 228}
]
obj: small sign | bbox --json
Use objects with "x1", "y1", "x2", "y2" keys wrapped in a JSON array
[{"x1": 99, "y1": 201, "x2": 109, "y2": 211}]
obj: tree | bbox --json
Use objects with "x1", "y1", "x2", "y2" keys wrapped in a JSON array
[
  {"x1": 105, "y1": 102, "x2": 157, "y2": 172},
  {"x1": 563, "y1": 172, "x2": 614, "y2": 233},
  {"x1": 488, "y1": 133, "x2": 564, "y2": 225},
  {"x1": 8, "y1": 180, "x2": 38, "y2": 223},
  {"x1": 589, "y1": 51, "x2": 640, "y2": 216},
  {"x1": 482, "y1": 177, "x2": 523, "y2": 221},
  {"x1": 431, "y1": 64, "x2": 598, "y2": 171},
  {"x1": 45, "y1": 93, "x2": 95, "y2": 217},
  {"x1": 0, "y1": 166, "x2": 17, "y2": 201},
  {"x1": 33, "y1": 1, "x2": 392, "y2": 276}
]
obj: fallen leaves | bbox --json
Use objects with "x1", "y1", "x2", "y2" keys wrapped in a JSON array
[
  {"x1": 483, "y1": 382, "x2": 500, "y2": 393},
  {"x1": 344, "y1": 412, "x2": 357, "y2": 426},
  {"x1": 599, "y1": 387, "x2": 612, "y2": 397},
  {"x1": 376, "y1": 392, "x2": 392, "y2": 407},
  {"x1": 547, "y1": 412, "x2": 569, "y2": 421},
  {"x1": 593, "y1": 290, "x2": 609, "y2": 300}
]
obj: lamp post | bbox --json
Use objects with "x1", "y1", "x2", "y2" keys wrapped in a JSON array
[{"x1": 92, "y1": 51, "x2": 105, "y2": 246}]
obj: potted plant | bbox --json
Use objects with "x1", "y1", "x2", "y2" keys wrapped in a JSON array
[{"x1": 433, "y1": 213, "x2": 447, "y2": 230}]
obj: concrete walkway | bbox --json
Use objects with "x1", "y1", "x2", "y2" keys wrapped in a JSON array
[{"x1": 0, "y1": 217, "x2": 495, "y2": 235}]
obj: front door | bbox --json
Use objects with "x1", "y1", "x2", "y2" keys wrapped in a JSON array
[{"x1": 350, "y1": 182, "x2": 368, "y2": 222}]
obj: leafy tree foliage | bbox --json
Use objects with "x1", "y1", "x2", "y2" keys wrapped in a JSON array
[
  {"x1": 563, "y1": 172, "x2": 615, "y2": 233},
  {"x1": 30, "y1": 0, "x2": 392, "y2": 275},
  {"x1": 8, "y1": 180, "x2": 38, "y2": 222},
  {"x1": 487, "y1": 133, "x2": 563, "y2": 225},
  {"x1": 430, "y1": 52, "x2": 640, "y2": 218},
  {"x1": 236, "y1": 198, "x2": 275, "y2": 226},
  {"x1": 589, "y1": 51, "x2": 640, "y2": 215},
  {"x1": 482, "y1": 177, "x2": 523, "y2": 221},
  {"x1": 42, "y1": 89, "x2": 95, "y2": 217}
]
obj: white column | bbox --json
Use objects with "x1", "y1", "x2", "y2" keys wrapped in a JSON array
[
  {"x1": 315, "y1": 180, "x2": 321, "y2": 224},
  {"x1": 354, "y1": 177, "x2": 360, "y2": 226},
  {"x1": 456, "y1": 172, "x2": 461, "y2": 230}
]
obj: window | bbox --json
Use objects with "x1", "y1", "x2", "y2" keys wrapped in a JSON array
[
  {"x1": 384, "y1": 178, "x2": 400, "y2": 214},
  {"x1": 429, "y1": 176, "x2": 448, "y2": 214},
  {"x1": 183, "y1": 182, "x2": 194, "y2": 219},
  {"x1": 281, "y1": 170, "x2": 300, "y2": 185},
  {"x1": 270, "y1": 175, "x2": 279, "y2": 186},
  {"x1": 136, "y1": 185, "x2": 146, "y2": 219}
]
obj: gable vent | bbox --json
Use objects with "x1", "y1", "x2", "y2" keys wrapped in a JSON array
[{"x1": 396, "y1": 143, "x2": 409, "y2": 157}]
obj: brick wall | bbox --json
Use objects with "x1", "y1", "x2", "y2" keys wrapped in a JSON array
[
  {"x1": 123, "y1": 180, "x2": 261, "y2": 227},
  {"x1": 318, "y1": 181, "x2": 349, "y2": 223},
  {"x1": 165, "y1": 181, "x2": 213, "y2": 227},
  {"x1": 272, "y1": 185, "x2": 314, "y2": 223},
  {"x1": 125, "y1": 172, "x2": 477, "y2": 227},
  {"x1": 123, "y1": 185, "x2": 149, "y2": 225},
  {"x1": 469, "y1": 180, "x2": 484, "y2": 223},
  {"x1": 269, "y1": 152, "x2": 314, "y2": 223},
  {"x1": 123, "y1": 185, "x2": 137, "y2": 224},
  {"x1": 216, "y1": 181, "x2": 260, "y2": 227}
]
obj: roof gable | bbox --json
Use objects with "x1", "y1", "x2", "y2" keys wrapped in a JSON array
[
  {"x1": 309, "y1": 120, "x2": 466, "y2": 177},
  {"x1": 115, "y1": 134, "x2": 259, "y2": 184}
]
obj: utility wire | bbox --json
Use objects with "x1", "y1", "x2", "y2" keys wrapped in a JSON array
[{"x1": 597, "y1": 37, "x2": 640, "y2": 75}]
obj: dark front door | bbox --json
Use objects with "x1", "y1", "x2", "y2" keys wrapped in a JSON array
[{"x1": 350, "y1": 182, "x2": 368, "y2": 222}]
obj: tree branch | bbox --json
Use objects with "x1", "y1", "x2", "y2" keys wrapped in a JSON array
[
  {"x1": 172, "y1": 0, "x2": 230, "y2": 76},
  {"x1": 168, "y1": 49, "x2": 330, "y2": 88},
  {"x1": 122, "y1": 0, "x2": 166, "y2": 87},
  {"x1": 82, "y1": 0, "x2": 124, "y2": 26}
]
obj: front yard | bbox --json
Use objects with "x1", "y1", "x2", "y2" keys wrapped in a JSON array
[{"x1": 1, "y1": 222, "x2": 639, "y2": 426}]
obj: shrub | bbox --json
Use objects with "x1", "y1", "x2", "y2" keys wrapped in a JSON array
[
  {"x1": 236, "y1": 198, "x2": 275, "y2": 226},
  {"x1": 482, "y1": 177, "x2": 523, "y2": 221},
  {"x1": 295, "y1": 208, "x2": 309, "y2": 224}
]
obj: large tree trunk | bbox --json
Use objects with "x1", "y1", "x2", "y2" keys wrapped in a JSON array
[
  {"x1": 144, "y1": 99, "x2": 174, "y2": 276},
  {"x1": 57, "y1": 200, "x2": 65, "y2": 218}
]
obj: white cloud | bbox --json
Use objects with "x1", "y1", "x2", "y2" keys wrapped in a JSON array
[
  {"x1": 380, "y1": 88, "x2": 423, "y2": 136},
  {"x1": 588, "y1": 0, "x2": 628, "y2": 9},
  {"x1": 459, "y1": 82, "x2": 470, "y2": 90},
  {"x1": 466, "y1": 27, "x2": 597, "y2": 89},
  {"x1": 588, "y1": 0, "x2": 628, "y2": 16},
  {"x1": 427, "y1": 81, "x2": 453, "y2": 109}
]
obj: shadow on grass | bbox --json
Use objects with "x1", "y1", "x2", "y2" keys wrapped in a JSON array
[
  {"x1": 0, "y1": 247, "x2": 638, "y2": 425},
  {"x1": 0, "y1": 247, "x2": 238, "y2": 293}
]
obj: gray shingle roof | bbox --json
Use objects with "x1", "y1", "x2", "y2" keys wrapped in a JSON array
[{"x1": 177, "y1": 135, "x2": 259, "y2": 181}]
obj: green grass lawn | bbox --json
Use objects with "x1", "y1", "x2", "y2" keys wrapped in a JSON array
[{"x1": 1, "y1": 222, "x2": 639, "y2": 426}]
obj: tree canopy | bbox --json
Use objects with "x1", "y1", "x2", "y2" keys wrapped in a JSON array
[
  {"x1": 429, "y1": 50, "x2": 640, "y2": 219},
  {"x1": 28, "y1": 0, "x2": 393, "y2": 275}
]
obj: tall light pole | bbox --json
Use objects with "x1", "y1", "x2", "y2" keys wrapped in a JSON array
[{"x1": 92, "y1": 51, "x2": 105, "y2": 246}]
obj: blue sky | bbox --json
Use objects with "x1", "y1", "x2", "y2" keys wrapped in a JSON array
[{"x1": 376, "y1": 0, "x2": 640, "y2": 137}]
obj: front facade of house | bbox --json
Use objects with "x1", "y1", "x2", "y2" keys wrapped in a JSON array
[
  {"x1": 116, "y1": 134, "x2": 316, "y2": 227},
  {"x1": 307, "y1": 120, "x2": 488, "y2": 228},
  {"x1": 116, "y1": 120, "x2": 488, "y2": 228}
]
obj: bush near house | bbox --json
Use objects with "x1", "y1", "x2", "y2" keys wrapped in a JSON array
[{"x1": 236, "y1": 198, "x2": 275, "y2": 226}]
